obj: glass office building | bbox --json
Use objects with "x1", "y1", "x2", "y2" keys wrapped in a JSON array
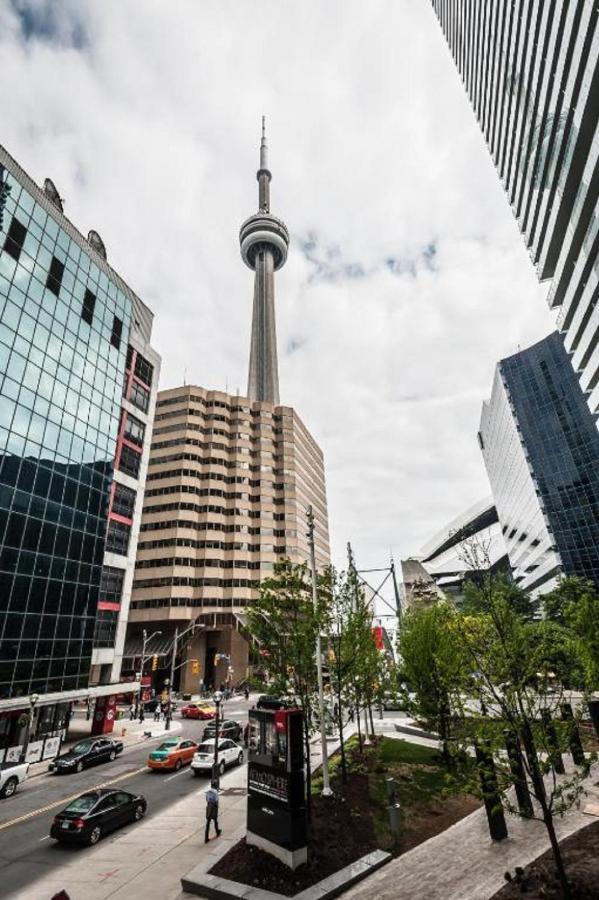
[
  {"x1": 0, "y1": 147, "x2": 134, "y2": 701},
  {"x1": 479, "y1": 332, "x2": 599, "y2": 595},
  {"x1": 430, "y1": 3, "x2": 599, "y2": 415}
]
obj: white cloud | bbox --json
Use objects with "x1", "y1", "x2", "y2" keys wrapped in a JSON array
[{"x1": 2, "y1": 0, "x2": 556, "y2": 576}]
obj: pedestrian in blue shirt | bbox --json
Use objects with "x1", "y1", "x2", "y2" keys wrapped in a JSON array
[{"x1": 205, "y1": 781, "x2": 222, "y2": 842}]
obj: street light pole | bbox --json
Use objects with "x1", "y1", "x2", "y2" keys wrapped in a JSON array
[
  {"x1": 307, "y1": 505, "x2": 332, "y2": 797},
  {"x1": 165, "y1": 627, "x2": 178, "y2": 731},
  {"x1": 212, "y1": 690, "x2": 223, "y2": 785},
  {"x1": 138, "y1": 629, "x2": 162, "y2": 719}
]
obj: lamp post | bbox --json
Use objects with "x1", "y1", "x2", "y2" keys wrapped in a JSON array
[
  {"x1": 139, "y1": 629, "x2": 162, "y2": 718},
  {"x1": 165, "y1": 626, "x2": 178, "y2": 731},
  {"x1": 307, "y1": 506, "x2": 332, "y2": 796},
  {"x1": 24, "y1": 693, "x2": 40, "y2": 762},
  {"x1": 212, "y1": 689, "x2": 223, "y2": 785}
]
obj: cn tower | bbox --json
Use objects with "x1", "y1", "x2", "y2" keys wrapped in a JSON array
[{"x1": 240, "y1": 118, "x2": 289, "y2": 406}]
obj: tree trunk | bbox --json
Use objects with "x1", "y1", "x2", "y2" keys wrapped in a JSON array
[
  {"x1": 304, "y1": 720, "x2": 312, "y2": 824},
  {"x1": 544, "y1": 811, "x2": 571, "y2": 900},
  {"x1": 356, "y1": 698, "x2": 363, "y2": 753},
  {"x1": 336, "y1": 683, "x2": 347, "y2": 782},
  {"x1": 368, "y1": 702, "x2": 375, "y2": 741}
]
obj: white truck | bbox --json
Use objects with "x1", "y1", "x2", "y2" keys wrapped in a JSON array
[{"x1": 0, "y1": 761, "x2": 29, "y2": 798}]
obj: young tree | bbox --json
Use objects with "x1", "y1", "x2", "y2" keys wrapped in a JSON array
[
  {"x1": 544, "y1": 577, "x2": 599, "y2": 690},
  {"x1": 398, "y1": 601, "x2": 468, "y2": 769},
  {"x1": 245, "y1": 559, "x2": 328, "y2": 818}
]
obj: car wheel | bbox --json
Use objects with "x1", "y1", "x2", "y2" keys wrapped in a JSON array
[
  {"x1": 109, "y1": 751, "x2": 116, "y2": 762},
  {"x1": 76, "y1": 761, "x2": 84, "y2": 773},
  {"x1": 237, "y1": 752, "x2": 243, "y2": 766},
  {"x1": 134, "y1": 804, "x2": 145, "y2": 821},
  {"x1": 219, "y1": 760, "x2": 225, "y2": 776},
  {"x1": 175, "y1": 758, "x2": 182, "y2": 771},
  {"x1": 193, "y1": 769, "x2": 202, "y2": 778},
  {"x1": 1, "y1": 776, "x2": 18, "y2": 798},
  {"x1": 88, "y1": 825, "x2": 102, "y2": 845}
]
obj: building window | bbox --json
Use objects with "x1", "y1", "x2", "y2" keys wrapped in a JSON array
[
  {"x1": 111, "y1": 315, "x2": 123, "y2": 349},
  {"x1": 124, "y1": 413, "x2": 145, "y2": 448},
  {"x1": 130, "y1": 380, "x2": 150, "y2": 413},
  {"x1": 112, "y1": 483, "x2": 137, "y2": 519},
  {"x1": 99, "y1": 566, "x2": 125, "y2": 604},
  {"x1": 3, "y1": 216, "x2": 27, "y2": 261},
  {"x1": 46, "y1": 256, "x2": 65, "y2": 296},
  {"x1": 134, "y1": 352, "x2": 154, "y2": 387},
  {"x1": 106, "y1": 519, "x2": 131, "y2": 556},
  {"x1": 93, "y1": 609, "x2": 118, "y2": 648},
  {"x1": 118, "y1": 444, "x2": 141, "y2": 479},
  {"x1": 82, "y1": 288, "x2": 96, "y2": 325}
]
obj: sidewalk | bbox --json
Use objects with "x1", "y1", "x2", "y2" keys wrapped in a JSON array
[
  {"x1": 27, "y1": 714, "x2": 182, "y2": 779},
  {"x1": 341, "y1": 759, "x2": 599, "y2": 900}
]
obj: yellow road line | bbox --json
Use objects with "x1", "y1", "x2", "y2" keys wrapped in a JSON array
[{"x1": 0, "y1": 765, "x2": 149, "y2": 833}]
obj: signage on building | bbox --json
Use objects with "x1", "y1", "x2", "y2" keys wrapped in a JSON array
[
  {"x1": 43, "y1": 736, "x2": 61, "y2": 759},
  {"x1": 25, "y1": 740, "x2": 44, "y2": 763}
]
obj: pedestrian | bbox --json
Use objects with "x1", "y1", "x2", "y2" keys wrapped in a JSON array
[
  {"x1": 244, "y1": 686, "x2": 249, "y2": 701},
  {"x1": 129, "y1": 703, "x2": 135, "y2": 721},
  {"x1": 243, "y1": 721, "x2": 249, "y2": 748},
  {"x1": 153, "y1": 705, "x2": 161, "y2": 722},
  {"x1": 139, "y1": 704, "x2": 145, "y2": 723},
  {"x1": 205, "y1": 780, "x2": 221, "y2": 843}
]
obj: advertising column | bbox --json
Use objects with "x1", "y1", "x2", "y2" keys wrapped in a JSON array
[{"x1": 91, "y1": 695, "x2": 117, "y2": 736}]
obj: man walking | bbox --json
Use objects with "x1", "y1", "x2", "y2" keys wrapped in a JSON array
[{"x1": 205, "y1": 781, "x2": 221, "y2": 843}]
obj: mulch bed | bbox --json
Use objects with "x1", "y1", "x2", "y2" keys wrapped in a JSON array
[
  {"x1": 210, "y1": 740, "x2": 479, "y2": 897},
  {"x1": 493, "y1": 820, "x2": 599, "y2": 900}
]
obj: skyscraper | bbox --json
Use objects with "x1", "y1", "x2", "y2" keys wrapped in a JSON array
[
  {"x1": 430, "y1": 3, "x2": 599, "y2": 414},
  {"x1": 0, "y1": 145, "x2": 160, "y2": 760},
  {"x1": 479, "y1": 332, "x2": 599, "y2": 596},
  {"x1": 126, "y1": 127, "x2": 330, "y2": 692}
]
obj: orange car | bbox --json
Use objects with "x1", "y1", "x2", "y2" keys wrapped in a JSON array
[{"x1": 147, "y1": 737, "x2": 198, "y2": 771}]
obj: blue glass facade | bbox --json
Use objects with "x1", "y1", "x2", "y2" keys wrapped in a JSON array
[
  {"x1": 479, "y1": 332, "x2": 599, "y2": 593},
  {"x1": 0, "y1": 154, "x2": 132, "y2": 699}
]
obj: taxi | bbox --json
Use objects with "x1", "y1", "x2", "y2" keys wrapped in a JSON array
[
  {"x1": 180, "y1": 701, "x2": 216, "y2": 720},
  {"x1": 147, "y1": 738, "x2": 198, "y2": 771}
]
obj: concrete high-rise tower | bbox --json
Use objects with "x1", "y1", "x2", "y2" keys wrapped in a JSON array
[{"x1": 240, "y1": 119, "x2": 289, "y2": 406}]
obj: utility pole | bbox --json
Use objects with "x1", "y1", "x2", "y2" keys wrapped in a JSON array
[
  {"x1": 307, "y1": 506, "x2": 332, "y2": 796},
  {"x1": 165, "y1": 627, "x2": 178, "y2": 731}
]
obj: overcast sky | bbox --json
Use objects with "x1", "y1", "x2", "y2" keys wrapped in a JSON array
[{"x1": 2, "y1": 0, "x2": 556, "y2": 578}]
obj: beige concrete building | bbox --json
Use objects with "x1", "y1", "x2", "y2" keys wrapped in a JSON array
[{"x1": 124, "y1": 386, "x2": 330, "y2": 691}]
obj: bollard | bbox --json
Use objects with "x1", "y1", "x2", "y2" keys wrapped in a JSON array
[
  {"x1": 475, "y1": 741, "x2": 508, "y2": 841},
  {"x1": 386, "y1": 777, "x2": 399, "y2": 805},
  {"x1": 387, "y1": 802, "x2": 401, "y2": 837},
  {"x1": 504, "y1": 730, "x2": 533, "y2": 818},
  {"x1": 541, "y1": 709, "x2": 565, "y2": 774},
  {"x1": 560, "y1": 703, "x2": 585, "y2": 766}
]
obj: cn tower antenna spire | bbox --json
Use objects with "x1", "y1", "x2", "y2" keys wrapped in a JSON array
[{"x1": 240, "y1": 119, "x2": 289, "y2": 405}]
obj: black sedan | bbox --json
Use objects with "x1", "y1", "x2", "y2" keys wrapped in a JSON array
[
  {"x1": 256, "y1": 695, "x2": 290, "y2": 711},
  {"x1": 50, "y1": 788, "x2": 146, "y2": 845},
  {"x1": 202, "y1": 719, "x2": 242, "y2": 742},
  {"x1": 48, "y1": 737, "x2": 124, "y2": 774}
]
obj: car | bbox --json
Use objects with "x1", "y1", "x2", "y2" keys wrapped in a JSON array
[
  {"x1": 202, "y1": 719, "x2": 242, "y2": 742},
  {"x1": 256, "y1": 695, "x2": 290, "y2": 711},
  {"x1": 180, "y1": 702, "x2": 216, "y2": 720},
  {"x1": 50, "y1": 788, "x2": 147, "y2": 845},
  {"x1": 147, "y1": 737, "x2": 198, "y2": 771},
  {"x1": 48, "y1": 738, "x2": 124, "y2": 774},
  {"x1": 0, "y1": 761, "x2": 29, "y2": 798},
  {"x1": 382, "y1": 693, "x2": 405, "y2": 711},
  {"x1": 191, "y1": 739, "x2": 244, "y2": 777}
]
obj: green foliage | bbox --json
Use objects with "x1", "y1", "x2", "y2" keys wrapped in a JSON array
[
  {"x1": 461, "y1": 572, "x2": 538, "y2": 620},
  {"x1": 543, "y1": 578, "x2": 599, "y2": 691}
]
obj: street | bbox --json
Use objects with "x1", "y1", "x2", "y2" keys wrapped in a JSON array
[{"x1": 0, "y1": 696, "x2": 252, "y2": 897}]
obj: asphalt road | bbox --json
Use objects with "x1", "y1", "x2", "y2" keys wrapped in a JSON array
[{"x1": 0, "y1": 696, "x2": 252, "y2": 897}]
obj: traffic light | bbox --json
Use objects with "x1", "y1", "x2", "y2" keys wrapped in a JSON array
[
  {"x1": 191, "y1": 659, "x2": 200, "y2": 675},
  {"x1": 151, "y1": 654, "x2": 158, "y2": 671}
]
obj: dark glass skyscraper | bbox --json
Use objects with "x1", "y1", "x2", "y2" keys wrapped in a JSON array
[
  {"x1": 0, "y1": 145, "x2": 159, "y2": 708},
  {"x1": 430, "y1": 2, "x2": 599, "y2": 415},
  {"x1": 479, "y1": 332, "x2": 599, "y2": 595}
]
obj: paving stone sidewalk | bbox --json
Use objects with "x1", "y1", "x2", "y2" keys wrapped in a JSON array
[{"x1": 341, "y1": 760, "x2": 599, "y2": 900}]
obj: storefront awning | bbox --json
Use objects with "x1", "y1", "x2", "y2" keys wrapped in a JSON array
[{"x1": 0, "y1": 680, "x2": 142, "y2": 713}]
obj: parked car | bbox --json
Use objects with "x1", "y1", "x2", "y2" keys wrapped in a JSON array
[
  {"x1": 180, "y1": 701, "x2": 216, "y2": 720},
  {"x1": 0, "y1": 761, "x2": 29, "y2": 798},
  {"x1": 202, "y1": 719, "x2": 242, "y2": 742},
  {"x1": 256, "y1": 695, "x2": 290, "y2": 711},
  {"x1": 50, "y1": 788, "x2": 146, "y2": 845},
  {"x1": 49, "y1": 738, "x2": 124, "y2": 774},
  {"x1": 191, "y1": 739, "x2": 244, "y2": 777},
  {"x1": 382, "y1": 693, "x2": 405, "y2": 711},
  {"x1": 147, "y1": 737, "x2": 198, "y2": 771}
]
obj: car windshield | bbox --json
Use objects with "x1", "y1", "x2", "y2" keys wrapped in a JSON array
[
  {"x1": 72, "y1": 741, "x2": 93, "y2": 754},
  {"x1": 65, "y1": 794, "x2": 99, "y2": 813},
  {"x1": 197, "y1": 743, "x2": 214, "y2": 754},
  {"x1": 156, "y1": 741, "x2": 178, "y2": 752}
]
